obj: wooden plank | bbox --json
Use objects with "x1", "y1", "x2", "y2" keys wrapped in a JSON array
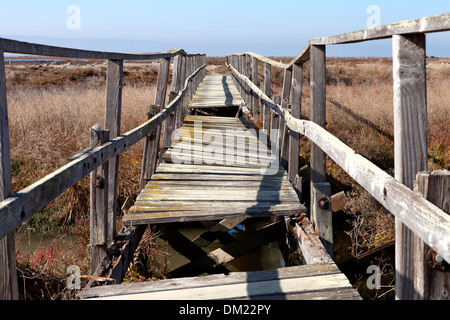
[
  {"x1": 0, "y1": 50, "x2": 18, "y2": 300},
  {"x1": 169, "y1": 220, "x2": 286, "y2": 277},
  {"x1": 78, "y1": 263, "x2": 354, "y2": 299},
  {"x1": 311, "y1": 13, "x2": 450, "y2": 46},
  {"x1": 104, "y1": 59, "x2": 123, "y2": 244},
  {"x1": 0, "y1": 63, "x2": 206, "y2": 240},
  {"x1": 414, "y1": 171, "x2": 450, "y2": 300},
  {"x1": 80, "y1": 266, "x2": 356, "y2": 300},
  {"x1": 283, "y1": 116, "x2": 450, "y2": 263},
  {"x1": 0, "y1": 37, "x2": 188, "y2": 60},
  {"x1": 191, "y1": 218, "x2": 245, "y2": 247},
  {"x1": 393, "y1": 33, "x2": 428, "y2": 300},
  {"x1": 311, "y1": 182, "x2": 333, "y2": 258},
  {"x1": 295, "y1": 215, "x2": 334, "y2": 265},
  {"x1": 263, "y1": 62, "x2": 272, "y2": 131},
  {"x1": 89, "y1": 125, "x2": 110, "y2": 274},
  {"x1": 123, "y1": 203, "x2": 304, "y2": 225}
]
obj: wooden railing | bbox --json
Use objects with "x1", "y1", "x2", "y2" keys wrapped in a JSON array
[
  {"x1": 227, "y1": 12, "x2": 450, "y2": 300},
  {"x1": 0, "y1": 37, "x2": 206, "y2": 299}
]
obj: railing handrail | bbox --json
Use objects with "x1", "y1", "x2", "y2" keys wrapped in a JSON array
[
  {"x1": 232, "y1": 12, "x2": 450, "y2": 69},
  {"x1": 0, "y1": 36, "x2": 205, "y2": 60}
]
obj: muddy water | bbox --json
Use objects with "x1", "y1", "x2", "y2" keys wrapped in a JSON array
[{"x1": 15, "y1": 228, "x2": 78, "y2": 256}]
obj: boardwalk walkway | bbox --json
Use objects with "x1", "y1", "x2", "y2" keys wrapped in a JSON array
[{"x1": 79, "y1": 73, "x2": 360, "y2": 300}]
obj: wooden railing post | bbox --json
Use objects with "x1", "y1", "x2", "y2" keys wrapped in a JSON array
[
  {"x1": 393, "y1": 33, "x2": 428, "y2": 300},
  {"x1": 140, "y1": 57, "x2": 171, "y2": 190},
  {"x1": 263, "y1": 62, "x2": 272, "y2": 132},
  {"x1": 309, "y1": 44, "x2": 332, "y2": 256},
  {"x1": 251, "y1": 57, "x2": 260, "y2": 117},
  {"x1": 288, "y1": 63, "x2": 303, "y2": 183},
  {"x1": 0, "y1": 50, "x2": 18, "y2": 300},
  {"x1": 89, "y1": 124, "x2": 110, "y2": 274},
  {"x1": 162, "y1": 54, "x2": 183, "y2": 153},
  {"x1": 104, "y1": 59, "x2": 123, "y2": 245},
  {"x1": 176, "y1": 55, "x2": 187, "y2": 128},
  {"x1": 414, "y1": 171, "x2": 450, "y2": 300}
]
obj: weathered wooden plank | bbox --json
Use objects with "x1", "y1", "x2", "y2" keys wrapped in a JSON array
[
  {"x1": 104, "y1": 59, "x2": 123, "y2": 244},
  {"x1": 282, "y1": 115, "x2": 450, "y2": 263},
  {"x1": 331, "y1": 191, "x2": 347, "y2": 213},
  {"x1": 295, "y1": 215, "x2": 334, "y2": 265},
  {"x1": 288, "y1": 63, "x2": 302, "y2": 183},
  {"x1": 393, "y1": 33, "x2": 428, "y2": 300},
  {"x1": 123, "y1": 203, "x2": 304, "y2": 225},
  {"x1": 311, "y1": 13, "x2": 450, "y2": 45},
  {"x1": 230, "y1": 52, "x2": 288, "y2": 69},
  {"x1": 77, "y1": 263, "x2": 351, "y2": 299},
  {"x1": 311, "y1": 182, "x2": 333, "y2": 258},
  {"x1": 140, "y1": 58, "x2": 171, "y2": 189},
  {"x1": 0, "y1": 37, "x2": 188, "y2": 60},
  {"x1": 81, "y1": 270, "x2": 355, "y2": 300},
  {"x1": 414, "y1": 171, "x2": 450, "y2": 300},
  {"x1": 0, "y1": 50, "x2": 18, "y2": 300}
]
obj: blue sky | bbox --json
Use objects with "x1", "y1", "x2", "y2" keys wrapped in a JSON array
[{"x1": 0, "y1": 0, "x2": 449, "y2": 57}]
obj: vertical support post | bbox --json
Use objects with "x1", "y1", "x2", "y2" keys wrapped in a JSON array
[
  {"x1": 279, "y1": 68, "x2": 292, "y2": 168},
  {"x1": 140, "y1": 58, "x2": 170, "y2": 190},
  {"x1": 392, "y1": 33, "x2": 428, "y2": 300},
  {"x1": 311, "y1": 182, "x2": 333, "y2": 257},
  {"x1": 414, "y1": 171, "x2": 450, "y2": 300},
  {"x1": 263, "y1": 62, "x2": 272, "y2": 132},
  {"x1": 271, "y1": 94, "x2": 281, "y2": 154},
  {"x1": 162, "y1": 54, "x2": 183, "y2": 153},
  {"x1": 288, "y1": 63, "x2": 303, "y2": 183},
  {"x1": 251, "y1": 57, "x2": 259, "y2": 117},
  {"x1": 104, "y1": 59, "x2": 123, "y2": 245},
  {"x1": 310, "y1": 44, "x2": 329, "y2": 251},
  {"x1": 0, "y1": 50, "x2": 18, "y2": 300},
  {"x1": 176, "y1": 55, "x2": 187, "y2": 128},
  {"x1": 89, "y1": 124, "x2": 109, "y2": 274}
]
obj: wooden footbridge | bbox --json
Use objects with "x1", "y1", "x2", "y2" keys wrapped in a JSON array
[{"x1": 1, "y1": 13, "x2": 450, "y2": 300}]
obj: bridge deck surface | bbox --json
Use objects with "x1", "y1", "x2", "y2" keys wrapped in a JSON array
[
  {"x1": 122, "y1": 113, "x2": 305, "y2": 225},
  {"x1": 78, "y1": 263, "x2": 361, "y2": 300},
  {"x1": 110, "y1": 74, "x2": 360, "y2": 301},
  {"x1": 188, "y1": 74, "x2": 244, "y2": 108}
]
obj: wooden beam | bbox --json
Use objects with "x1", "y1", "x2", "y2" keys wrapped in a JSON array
[
  {"x1": 0, "y1": 50, "x2": 18, "y2": 300},
  {"x1": 89, "y1": 125, "x2": 110, "y2": 274},
  {"x1": 393, "y1": 33, "x2": 428, "y2": 300},
  {"x1": 414, "y1": 171, "x2": 450, "y2": 300},
  {"x1": 283, "y1": 115, "x2": 450, "y2": 264},
  {"x1": 104, "y1": 59, "x2": 123, "y2": 244},
  {"x1": 139, "y1": 58, "x2": 171, "y2": 190},
  {"x1": 311, "y1": 13, "x2": 450, "y2": 45},
  {"x1": 288, "y1": 63, "x2": 302, "y2": 183}
]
